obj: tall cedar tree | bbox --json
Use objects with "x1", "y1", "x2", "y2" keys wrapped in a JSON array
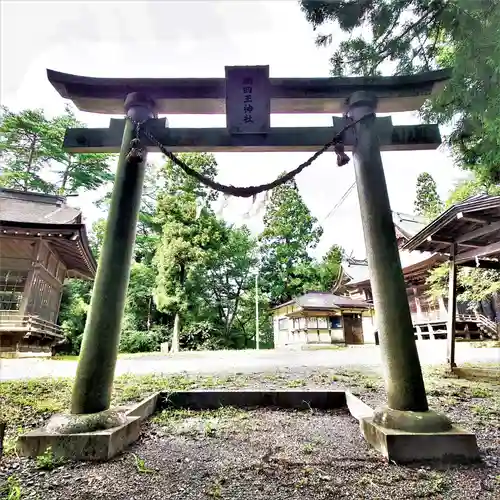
[
  {"x1": 260, "y1": 176, "x2": 323, "y2": 305},
  {"x1": 153, "y1": 153, "x2": 222, "y2": 352},
  {"x1": 414, "y1": 172, "x2": 443, "y2": 220}
]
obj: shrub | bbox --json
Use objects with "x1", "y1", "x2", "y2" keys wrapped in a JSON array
[{"x1": 119, "y1": 327, "x2": 169, "y2": 354}]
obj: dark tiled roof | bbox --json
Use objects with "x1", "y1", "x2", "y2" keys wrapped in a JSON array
[
  {"x1": 0, "y1": 188, "x2": 96, "y2": 278},
  {"x1": 295, "y1": 291, "x2": 370, "y2": 310},
  {"x1": 0, "y1": 188, "x2": 81, "y2": 224}
]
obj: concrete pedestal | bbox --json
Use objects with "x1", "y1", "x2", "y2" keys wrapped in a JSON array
[
  {"x1": 361, "y1": 417, "x2": 480, "y2": 463},
  {"x1": 17, "y1": 394, "x2": 160, "y2": 461},
  {"x1": 17, "y1": 416, "x2": 141, "y2": 461}
]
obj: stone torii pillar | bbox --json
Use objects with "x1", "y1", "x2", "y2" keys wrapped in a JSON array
[
  {"x1": 347, "y1": 91, "x2": 453, "y2": 431},
  {"x1": 348, "y1": 92, "x2": 429, "y2": 414},
  {"x1": 71, "y1": 93, "x2": 155, "y2": 415}
]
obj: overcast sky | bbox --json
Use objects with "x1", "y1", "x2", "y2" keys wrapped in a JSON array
[{"x1": 0, "y1": 0, "x2": 467, "y2": 258}]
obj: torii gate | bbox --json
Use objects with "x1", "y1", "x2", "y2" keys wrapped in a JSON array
[{"x1": 43, "y1": 66, "x2": 478, "y2": 460}]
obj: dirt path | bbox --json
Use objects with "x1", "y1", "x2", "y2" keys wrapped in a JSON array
[{"x1": 1, "y1": 341, "x2": 498, "y2": 381}]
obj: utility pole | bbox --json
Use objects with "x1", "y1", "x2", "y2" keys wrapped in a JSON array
[{"x1": 255, "y1": 265, "x2": 260, "y2": 350}]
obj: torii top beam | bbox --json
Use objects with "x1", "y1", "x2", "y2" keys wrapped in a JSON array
[{"x1": 47, "y1": 68, "x2": 450, "y2": 115}]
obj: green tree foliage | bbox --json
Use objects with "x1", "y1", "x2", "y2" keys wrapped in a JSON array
[
  {"x1": 424, "y1": 175, "x2": 500, "y2": 309},
  {"x1": 0, "y1": 106, "x2": 113, "y2": 195},
  {"x1": 153, "y1": 153, "x2": 223, "y2": 352},
  {"x1": 97, "y1": 163, "x2": 165, "y2": 264},
  {"x1": 124, "y1": 262, "x2": 158, "y2": 332},
  {"x1": 260, "y1": 177, "x2": 323, "y2": 305},
  {"x1": 58, "y1": 279, "x2": 93, "y2": 354},
  {"x1": 299, "y1": 0, "x2": 500, "y2": 184},
  {"x1": 427, "y1": 262, "x2": 500, "y2": 306},
  {"x1": 193, "y1": 224, "x2": 258, "y2": 348},
  {"x1": 0, "y1": 108, "x2": 55, "y2": 192},
  {"x1": 88, "y1": 218, "x2": 107, "y2": 258},
  {"x1": 317, "y1": 244, "x2": 345, "y2": 291},
  {"x1": 302, "y1": 0, "x2": 500, "y2": 315},
  {"x1": 445, "y1": 178, "x2": 500, "y2": 207},
  {"x1": 414, "y1": 172, "x2": 443, "y2": 220}
]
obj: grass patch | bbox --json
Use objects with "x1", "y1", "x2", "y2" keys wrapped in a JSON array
[
  {"x1": 470, "y1": 387, "x2": 493, "y2": 398},
  {"x1": 51, "y1": 355, "x2": 79, "y2": 361},
  {"x1": 300, "y1": 344, "x2": 347, "y2": 351},
  {"x1": 285, "y1": 379, "x2": 307, "y2": 388},
  {"x1": 152, "y1": 405, "x2": 249, "y2": 437},
  {"x1": 0, "y1": 373, "x2": 255, "y2": 454},
  {"x1": 469, "y1": 340, "x2": 500, "y2": 349}
]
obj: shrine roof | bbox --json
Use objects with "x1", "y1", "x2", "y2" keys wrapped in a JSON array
[
  {"x1": 275, "y1": 291, "x2": 371, "y2": 312},
  {"x1": 0, "y1": 188, "x2": 81, "y2": 224},
  {"x1": 345, "y1": 251, "x2": 441, "y2": 288},
  {"x1": 403, "y1": 194, "x2": 500, "y2": 266},
  {"x1": 0, "y1": 188, "x2": 96, "y2": 279},
  {"x1": 343, "y1": 258, "x2": 370, "y2": 284}
]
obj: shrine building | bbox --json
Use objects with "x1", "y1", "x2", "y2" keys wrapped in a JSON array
[{"x1": 0, "y1": 188, "x2": 96, "y2": 357}]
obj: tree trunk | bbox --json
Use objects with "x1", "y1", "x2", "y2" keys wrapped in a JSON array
[
  {"x1": 24, "y1": 135, "x2": 37, "y2": 191},
  {"x1": 0, "y1": 421, "x2": 5, "y2": 458},
  {"x1": 147, "y1": 296, "x2": 152, "y2": 331},
  {"x1": 171, "y1": 312, "x2": 181, "y2": 353},
  {"x1": 60, "y1": 156, "x2": 72, "y2": 194}
]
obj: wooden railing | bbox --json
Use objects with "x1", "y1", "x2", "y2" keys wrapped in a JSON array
[
  {"x1": 410, "y1": 311, "x2": 498, "y2": 338},
  {"x1": 411, "y1": 311, "x2": 447, "y2": 323},
  {"x1": 476, "y1": 314, "x2": 497, "y2": 336},
  {"x1": 0, "y1": 312, "x2": 64, "y2": 338}
]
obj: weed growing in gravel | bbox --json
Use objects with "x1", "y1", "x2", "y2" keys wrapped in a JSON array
[
  {"x1": 0, "y1": 474, "x2": 22, "y2": 500},
  {"x1": 414, "y1": 471, "x2": 450, "y2": 498},
  {"x1": 35, "y1": 446, "x2": 65, "y2": 471},
  {"x1": 207, "y1": 478, "x2": 225, "y2": 498},
  {"x1": 203, "y1": 420, "x2": 218, "y2": 437},
  {"x1": 132, "y1": 453, "x2": 157, "y2": 473},
  {"x1": 470, "y1": 387, "x2": 493, "y2": 398},
  {"x1": 302, "y1": 442, "x2": 315, "y2": 455},
  {"x1": 285, "y1": 379, "x2": 307, "y2": 388}
]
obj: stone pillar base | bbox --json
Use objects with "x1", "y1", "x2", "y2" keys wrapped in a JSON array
[
  {"x1": 17, "y1": 394, "x2": 159, "y2": 461},
  {"x1": 17, "y1": 415, "x2": 141, "y2": 461},
  {"x1": 361, "y1": 411, "x2": 480, "y2": 463}
]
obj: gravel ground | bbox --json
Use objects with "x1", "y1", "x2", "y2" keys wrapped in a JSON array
[
  {"x1": 2, "y1": 407, "x2": 499, "y2": 500},
  {"x1": 1, "y1": 367, "x2": 499, "y2": 499}
]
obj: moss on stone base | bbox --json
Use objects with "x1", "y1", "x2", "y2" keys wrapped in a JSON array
[
  {"x1": 373, "y1": 406, "x2": 452, "y2": 433},
  {"x1": 45, "y1": 409, "x2": 128, "y2": 435}
]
